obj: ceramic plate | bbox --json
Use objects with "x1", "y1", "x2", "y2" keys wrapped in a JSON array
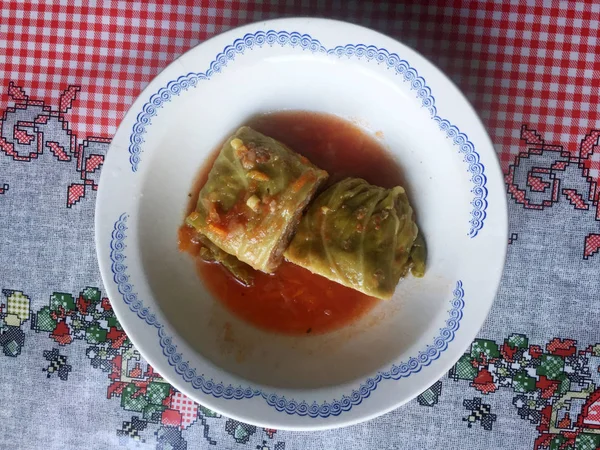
[{"x1": 96, "y1": 18, "x2": 507, "y2": 430}]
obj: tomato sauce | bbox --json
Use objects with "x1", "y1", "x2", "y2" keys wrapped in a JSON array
[
  {"x1": 248, "y1": 111, "x2": 404, "y2": 189},
  {"x1": 179, "y1": 111, "x2": 405, "y2": 335}
]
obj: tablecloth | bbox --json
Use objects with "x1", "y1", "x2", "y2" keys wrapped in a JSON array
[{"x1": 1, "y1": 1, "x2": 599, "y2": 449}]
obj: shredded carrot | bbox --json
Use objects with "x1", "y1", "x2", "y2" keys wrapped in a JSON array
[
  {"x1": 247, "y1": 170, "x2": 270, "y2": 181},
  {"x1": 291, "y1": 171, "x2": 314, "y2": 193},
  {"x1": 298, "y1": 155, "x2": 310, "y2": 165},
  {"x1": 207, "y1": 223, "x2": 228, "y2": 238}
]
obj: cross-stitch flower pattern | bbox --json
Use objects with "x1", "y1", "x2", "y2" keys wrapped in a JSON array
[{"x1": 450, "y1": 335, "x2": 600, "y2": 449}]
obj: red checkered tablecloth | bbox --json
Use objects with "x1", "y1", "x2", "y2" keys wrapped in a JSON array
[
  {"x1": 1, "y1": 2, "x2": 600, "y2": 449},
  {"x1": 3, "y1": 1, "x2": 599, "y2": 170}
]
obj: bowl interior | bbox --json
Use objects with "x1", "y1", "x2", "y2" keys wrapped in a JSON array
[{"x1": 135, "y1": 51, "x2": 469, "y2": 390}]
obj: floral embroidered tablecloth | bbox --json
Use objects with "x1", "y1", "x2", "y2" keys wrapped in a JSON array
[{"x1": 1, "y1": 1, "x2": 599, "y2": 449}]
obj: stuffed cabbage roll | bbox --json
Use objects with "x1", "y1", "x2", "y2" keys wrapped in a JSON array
[
  {"x1": 284, "y1": 177, "x2": 426, "y2": 299},
  {"x1": 186, "y1": 126, "x2": 328, "y2": 273},
  {"x1": 195, "y1": 234, "x2": 255, "y2": 287}
]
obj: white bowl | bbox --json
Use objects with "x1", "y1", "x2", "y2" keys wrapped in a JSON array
[{"x1": 96, "y1": 18, "x2": 507, "y2": 430}]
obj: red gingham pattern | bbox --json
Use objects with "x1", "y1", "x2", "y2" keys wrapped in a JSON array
[
  {"x1": 169, "y1": 391, "x2": 199, "y2": 430},
  {"x1": 585, "y1": 234, "x2": 600, "y2": 259},
  {"x1": 562, "y1": 188, "x2": 589, "y2": 210},
  {"x1": 527, "y1": 173, "x2": 549, "y2": 192},
  {"x1": 589, "y1": 152, "x2": 600, "y2": 180},
  {"x1": 1, "y1": 1, "x2": 599, "y2": 172},
  {"x1": 67, "y1": 183, "x2": 84, "y2": 206}
]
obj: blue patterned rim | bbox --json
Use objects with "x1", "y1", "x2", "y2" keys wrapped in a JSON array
[
  {"x1": 126, "y1": 30, "x2": 487, "y2": 238},
  {"x1": 109, "y1": 213, "x2": 465, "y2": 418}
]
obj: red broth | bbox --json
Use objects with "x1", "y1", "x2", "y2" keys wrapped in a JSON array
[{"x1": 179, "y1": 111, "x2": 405, "y2": 335}]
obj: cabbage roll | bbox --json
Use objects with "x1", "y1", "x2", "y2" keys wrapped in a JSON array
[
  {"x1": 186, "y1": 126, "x2": 328, "y2": 273},
  {"x1": 195, "y1": 234, "x2": 255, "y2": 287},
  {"x1": 284, "y1": 177, "x2": 426, "y2": 299}
]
